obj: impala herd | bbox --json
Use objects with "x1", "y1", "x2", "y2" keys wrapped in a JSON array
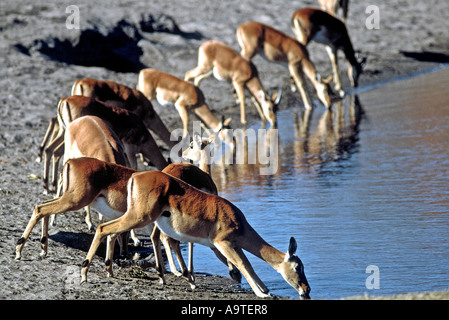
[{"x1": 15, "y1": 1, "x2": 365, "y2": 299}]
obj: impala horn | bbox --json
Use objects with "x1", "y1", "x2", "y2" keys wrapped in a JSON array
[{"x1": 274, "y1": 87, "x2": 283, "y2": 105}]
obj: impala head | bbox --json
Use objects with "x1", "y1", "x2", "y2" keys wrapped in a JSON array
[
  {"x1": 279, "y1": 237, "x2": 311, "y2": 300},
  {"x1": 348, "y1": 54, "x2": 367, "y2": 88},
  {"x1": 257, "y1": 88, "x2": 282, "y2": 127},
  {"x1": 182, "y1": 133, "x2": 216, "y2": 163}
]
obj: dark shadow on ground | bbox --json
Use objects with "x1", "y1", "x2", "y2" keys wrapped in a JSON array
[
  {"x1": 400, "y1": 50, "x2": 449, "y2": 63},
  {"x1": 14, "y1": 14, "x2": 203, "y2": 73}
]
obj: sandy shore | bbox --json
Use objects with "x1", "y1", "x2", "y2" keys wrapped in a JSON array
[{"x1": 1, "y1": 0, "x2": 449, "y2": 300}]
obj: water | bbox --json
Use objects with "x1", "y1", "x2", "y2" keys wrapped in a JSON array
[{"x1": 182, "y1": 68, "x2": 449, "y2": 299}]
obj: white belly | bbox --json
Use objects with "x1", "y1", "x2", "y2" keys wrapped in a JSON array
[
  {"x1": 156, "y1": 92, "x2": 173, "y2": 106},
  {"x1": 212, "y1": 67, "x2": 227, "y2": 82},
  {"x1": 90, "y1": 196, "x2": 123, "y2": 221},
  {"x1": 155, "y1": 216, "x2": 214, "y2": 248}
]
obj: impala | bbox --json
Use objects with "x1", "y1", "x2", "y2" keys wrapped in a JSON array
[
  {"x1": 80, "y1": 169, "x2": 311, "y2": 299},
  {"x1": 184, "y1": 40, "x2": 282, "y2": 126},
  {"x1": 181, "y1": 132, "x2": 240, "y2": 283},
  {"x1": 236, "y1": 21, "x2": 332, "y2": 110},
  {"x1": 161, "y1": 132, "x2": 242, "y2": 285},
  {"x1": 62, "y1": 116, "x2": 144, "y2": 248},
  {"x1": 136, "y1": 68, "x2": 233, "y2": 147},
  {"x1": 16, "y1": 157, "x2": 135, "y2": 261},
  {"x1": 39, "y1": 96, "x2": 169, "y2": 195},
  {"x1": 71, "y1": 78, "x2": 175, "y2": 148},
  {"x1": 291, "y1": 8, "x2": 366, "y2": 96},
  {"x1": 16, "y1": 115, "x2": 136, "y2": 259},
  {"x1": 182, "y1": 133, "x2": 216, "y2": 176},
  {"x1": 317, "y1": 0, "x2": 349, "y2": 22}
]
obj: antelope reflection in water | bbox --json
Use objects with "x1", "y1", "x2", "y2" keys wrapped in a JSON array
[
  {"x1": 211, "y1": 94, "x2": 364, "y2": 189},
  {"x1": 211, "y1": 126, "x2": 281, "y2": 190},
  {"x1": 291, "y1": 94, "x2": 364, "y2": 174}
]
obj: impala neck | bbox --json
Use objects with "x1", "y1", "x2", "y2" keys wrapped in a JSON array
[
  {"x1": 199, "y1": 151, "x2": 211, "y2": 175},
  {"x1": 192, "y1": 104, "x2": 221, "y2": 132},
  {"x1": 246, "y1": 77, "x2": 266, "y2": 104},
  {"x1": 242, "y1": 225, "x2": 285, "y2": 271},
  {"x1": 340, "y1": 37, "x2": 360, "y2": 68}
]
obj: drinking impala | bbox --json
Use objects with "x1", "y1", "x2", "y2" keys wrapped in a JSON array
[
  {"x1": 79, "y1": 169, "x2": 311, "y2": 299},
  {"x1": 71, "y1": 78, "x2": 175, "y2": 148},
  {"x1": 236, "y1": 21, "x2": 332, "y2": 110},
  {"x1": 185, "y1": 40, "x2": 282, "y2": 126},
  {"x1": 291, "y1": 8, "x2": 366, "y2": 96},
  {"x1": 137, "y1": 68, "x2": 234, "y2": 149}
]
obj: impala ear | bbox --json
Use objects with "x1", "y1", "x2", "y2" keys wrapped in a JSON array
[
  {"x1": 208, "y1": 132, "x2": 218, "y2": 144},
  {"x1": 273, "y1": 87, "x2": 283, "y2": 105},
  {"x1": 322, "y1": 75, "x2": 333, "y2": 84},
  {"x1": 287, "y1": 237, "x2": 297, "y2": 257},
  {"x1": 193, "y1": 134, "x2": 202, "y2": 147},
  {"x1": 222, "y1": 117, "x2": 232, "y2": 128}
]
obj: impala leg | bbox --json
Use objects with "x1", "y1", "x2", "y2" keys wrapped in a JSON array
[
  {"x1": 160, "y1": 233, "x2": 181, "y2": 277},
  {"x1": 237, "y1": 28, "x2": 258, "y2": 61},
  {"x1": 16, "y1": 196, "x2": 86, "y2": 260},
  {"x1": 211, "y1": 247, "x2": 242, "y2": 283},
  {"x1": 150, "y1": 226, "x2": 166, "y2": 285},
  {"x1": 193, "y1": 70, "x2": 213, "y2": 87},
  {"x1": 325, "y1": 46, "x2": 343, "y2": 96},
  {"x1": 184, "y1": 46, "x2": 213, "y2": 86},
  {"x1": 188, "y1": 242, "x2": 194, "y2": 279},
  {"x1": 233, "y1": 82, "x2": 247, "y2": 125},
  {"x1": 42, "y1": 135, "x2": 63, "y2": 194},
  {"x1": 250, "y1": 96, "x2": 267, "y2": 124},
  {"x1": 185, "y1": 67, "x2": 212, "y2": 87},
  {"x1": 130, "y1": 229, "x2": 141, "y2": 247},
  {"x1": 81, "y1": 214, "x2": 141, "y2": 283},
  {"x1": 50, "y1": 140, "x2": 64, "y2": 193},
  {"x1": 214, "y1": 241, "x2": 270, "y2": 298},
  {"x1": 105, "y1": 233, "x2": 119, "y2": 278},
  {"x1": 104, "y1": 230, "x2": 128, "y2": 263},
  {"x1": 119, "y1": 231, "x2": 130, "y2": 256},
  {"x1": 301, "y1": 59, "x2": 332, "y2": 108},
  {"x1": 175, "y1": 102, "x2": 190, "y2": 139},
  {"x1": 289, "y1": 63, "x2": 312, "y2": 110},
  {"x1": 169, "y1": 237, "x2": 195, "y2": 288},
  {"x1": 40, "y1": 215, "x2": 50, "y2": 257},
  {"x1": 81, "y1": 225, "x2": 109, "y2": 283},
  {"x1": 36, "y1": 116, "x2": 57, "y2": 163},
  {"x1": 84, "y1": 206, "x2": 95, "y2": 231},
  {"x1": 50, "y1": 168, "x2": 64, "y2": 227}
]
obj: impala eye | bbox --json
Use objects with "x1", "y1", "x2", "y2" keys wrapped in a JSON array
[{"x1": 295, "y1": 263, "x2": 304, "y2": 273}]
